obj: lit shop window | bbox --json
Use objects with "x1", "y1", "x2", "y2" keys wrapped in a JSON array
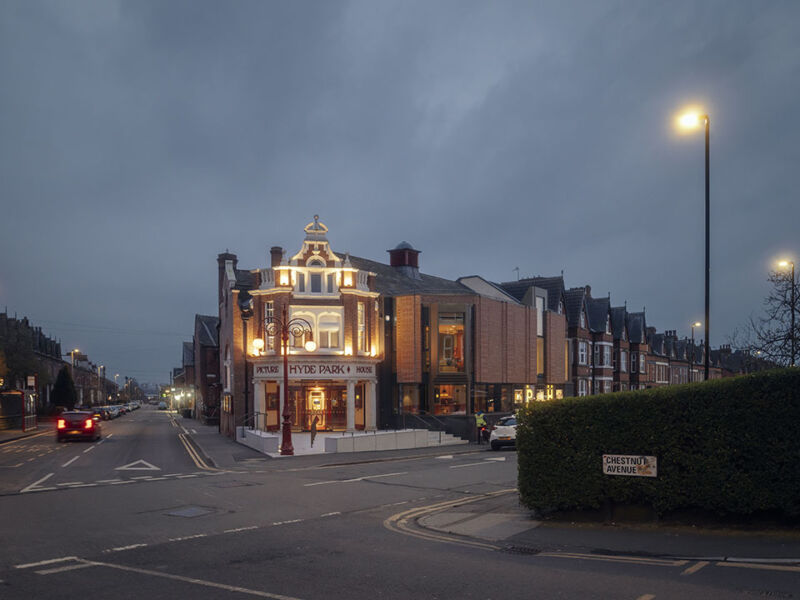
[
  {"x1": 433, "y1": 384, "x2": 466, "y2": 415},
  {"x1": 438, "y1": 313, "x2": 465, "y2": 372}
]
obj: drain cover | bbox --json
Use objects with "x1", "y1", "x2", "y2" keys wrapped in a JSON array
[
  {"x1": 166, "y1": 506, "x2": 215, "y2": 518},
  {"x1": 214, "y1": 481, "x2": 256, "y2": 488}
]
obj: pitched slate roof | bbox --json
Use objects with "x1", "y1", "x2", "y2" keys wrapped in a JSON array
[
  {"x1": 498, "y1": 276, "x2": 565, "y2": 312},
  {"x1": 610, "y1": 306, "x2": 627, "y2": 340},
  {"x1": 626, "y1": 312, "x2": 647, "y2": 344},
  {"x1": 586, "y1": 296, "x2": 610, "y2": 333},
  {"x1": 564, "y1": 287, "x2": 587, "y2": 328},
  {"x1": 182, "y1": 341, "x2": 194, "y2": 367},
  {"x1": 195, "y1": 314, "x2": 219, "y2": 347},
  {"x1": 346, "y1": 254, "x2": 472, "y2": 296},
  {"x1": 649, "y1": 332, "x2": 665, "y2": 356}
]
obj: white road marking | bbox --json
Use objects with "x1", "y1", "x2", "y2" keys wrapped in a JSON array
[
  {"x1": 61, "y1": 456, "x2": 80, "y2": 467},
  {"x1": 304, "y1": 471, "x2": 408, "y2": 487},
  {"x1": 57, "y1": 482, "x2": 84, "y2": 486},
  {"x1": 449, "y1": 462, "x2": 489, "y2": 469},
  {"x1": 72, "y1": 559, "x2": 305, "y2": 599},
  {"x1": 320, "y1": 512, "x2": 341, "y2": 517},
  {"x1": 636, "y1": 595, "x2": 656, "y2": 600},
  {"x1": 131, "y1": 476, "x2": 153, "y2": 480},
  {"x1": 83, "y1": 446, "x2": 95, "y2": 453},
  {"x1": 224, "y1": 526, "x2": 259, "y2": 533},
  {"x1": 36, "y1": 563, "x2": 94, "y2": 575},
  {"x1": 107, "y1": 434, "x2": 113, "y2": 438},
  {"x1": 15, "y1": 556, "x2": 78, "y2": 569},
  {"x1": 436, "y1": 455, "x2": 453, "y2": 460},
  {"x1": 105, "y1": 544, "x2": 148, "y2": 553},
  {"x1": 168, "y1": 534, "x2": 207, "y2": 542},
  {"x1": 20, "y1": 472, "x2": 54, "y2": 493},
  {"x1": 191, "y1": 429, "x2": 197, "y2": 434},
  {"x1": 96, "y1": 479, "x2": 122, "y2": 483},
  {"x1": 272, "y1": 519, "x2": 303, "y2": 526},
  {"x1": 177, "y1": 474, "x2": 198, "y2": 478},
  {"x1": 116, "y1": 459, "x2": 160, "y2": 471},
  {"x1": 109, "y1": 480, "x2": 135, "y2": 485},
  {"x1": 484, "y1": 456, "x2": 506, "y2": 461}
]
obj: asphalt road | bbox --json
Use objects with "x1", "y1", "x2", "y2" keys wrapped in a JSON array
[{"x1": 0, "y1": 407, "x2": 797, "y2": 599}]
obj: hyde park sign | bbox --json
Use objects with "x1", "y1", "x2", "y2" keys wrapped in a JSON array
[{"x1": 254, "y1": 360, "x2": 376, "y2": 380}]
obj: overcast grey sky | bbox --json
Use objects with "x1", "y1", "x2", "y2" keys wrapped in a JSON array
[{"x1": 1, "y1": 0, "x2": 798, "y2": 384}]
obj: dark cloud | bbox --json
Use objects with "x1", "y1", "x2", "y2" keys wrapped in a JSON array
[{"x1": 1, "y1": 0, "x2": 798, "y2": 381}]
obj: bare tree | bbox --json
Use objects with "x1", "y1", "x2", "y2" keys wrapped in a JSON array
[{"x1": 732, "y1": 270, "x2": 798, "y2": 367}]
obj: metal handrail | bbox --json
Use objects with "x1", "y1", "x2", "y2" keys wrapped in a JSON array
[{"x1": 404, "y1": 412, "x2": 448, "y2": 432}]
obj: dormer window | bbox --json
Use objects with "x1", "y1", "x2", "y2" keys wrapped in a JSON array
[{"x1": 580, "y1": 311, "x2": 586, "y2": 329}]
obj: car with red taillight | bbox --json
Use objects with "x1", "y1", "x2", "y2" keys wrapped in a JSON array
[{"x1": 56, "y1": 411, "x2": 102, "y2": 442}]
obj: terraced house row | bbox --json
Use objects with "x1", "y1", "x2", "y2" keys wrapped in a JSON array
[{"x1": 176, "y1": 217, "x2": 754, "y2": 441}]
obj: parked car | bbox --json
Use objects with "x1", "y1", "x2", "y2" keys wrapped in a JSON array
[
  {"x1": 158, "y1": 401, "x2": 167, "y2": 410},
  {"x1": 57, "y1": 411, "x2": 102, "y2": 442},
  {"x1": 90, "y1": 407, "x2": 109, "y2": 421},
  {"x1": 489, "y1": 416, "x2": 517, "y2": 450},
  {"x1": 106, "y1": 406, "x2": 120, "y2": 419}
]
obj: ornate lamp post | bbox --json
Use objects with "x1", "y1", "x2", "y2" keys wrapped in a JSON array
[{"x1": 265, "y1": 304, "x2": 316, "y2": 455}]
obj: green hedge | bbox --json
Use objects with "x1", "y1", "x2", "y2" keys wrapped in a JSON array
[{"x1": 517, "y1": 369, "x2": 800, "y2": 518}]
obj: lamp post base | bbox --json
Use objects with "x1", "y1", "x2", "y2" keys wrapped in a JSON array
[{"x1": 279, "y1": 419, "x2": 294, "y2": 455}]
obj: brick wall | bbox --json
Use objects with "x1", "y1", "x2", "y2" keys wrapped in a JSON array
[
  {"x1": 395, "y1": 295, "x2": 422, "y2": 382},
  {"x1": 544, "y1": 312, "x2": 567, "y2": 384}
]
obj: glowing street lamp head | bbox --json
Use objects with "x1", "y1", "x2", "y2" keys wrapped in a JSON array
[
  {"x1": 693, "y1": 322, "x2": 702, "y2": 328},
  {"x1": 304, "y1": 339, "x2": 317, "y2": 352},
  {"x1": 778, "y1": 260, "x2": 793, "y2": 269},
  {"x1": 678, "y1": 113, "x2": 701, "y2": 129}
]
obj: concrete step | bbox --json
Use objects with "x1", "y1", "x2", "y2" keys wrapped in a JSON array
[{"x1": 426, "y1": 430, "x2": 468, "y2": 446}]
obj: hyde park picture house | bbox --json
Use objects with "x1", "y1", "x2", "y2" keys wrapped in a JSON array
[{"x1": 217, "y1": 216, "x2": 567, "y2": 445}]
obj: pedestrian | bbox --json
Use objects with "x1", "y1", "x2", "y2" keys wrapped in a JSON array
[
  {"x1": 475, "y1": 411, "x2": 487, "y2": 445},
  {"x1": 310, "y1": 415, "x2": 319, "y2": 448}
]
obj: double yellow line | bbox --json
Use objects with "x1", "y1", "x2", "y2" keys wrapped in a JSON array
[
  {"x1": 177, "y1": 432, "x2": 218, "y2": 471},
  {"x1": 384, "y1": 488, "x2": 517, "y2": 551}
]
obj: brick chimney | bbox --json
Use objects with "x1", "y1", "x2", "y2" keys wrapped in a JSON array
[
  {"x1": 270, "y1": 246, "x2": 284, "y2": 267},
  {"x1": 217, "y1": 252, "x2": 238, "y2": 306}
]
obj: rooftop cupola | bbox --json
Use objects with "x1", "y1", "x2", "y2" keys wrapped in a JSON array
[
  {"x1": 304, "y1": 214, "x2": 329, "y2": 243},
  {"x1": 388, "y1": 241, "x2": 421, "y2": 279}
]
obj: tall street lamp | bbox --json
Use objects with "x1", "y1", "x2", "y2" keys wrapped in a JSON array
[
  {"x1": 265, "y1": 304, "x2": 316, "y2": 456},
  {"x1": 690, "y1": 322, "x2": 701, "y2": 382},
  {"x1": 778, "y1": 260, "x2": 796, "y2": 366},
  {"x1": 677, "y1": 110, "x2": 711, "y2": 380}
]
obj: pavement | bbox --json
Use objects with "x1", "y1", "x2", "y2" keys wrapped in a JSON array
[
  {"x1": 417, "y1": 486, "x2": 800, "y2": 564},
  {"x1": 181, "y1": 415, "x2": 479, "y2": 470},
  {"x1": 179, "y1": 414, "x2": 800, "y2": 564},
  {"x1": 0, "y1": 422, "x2": 52, "y2": 444}
]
